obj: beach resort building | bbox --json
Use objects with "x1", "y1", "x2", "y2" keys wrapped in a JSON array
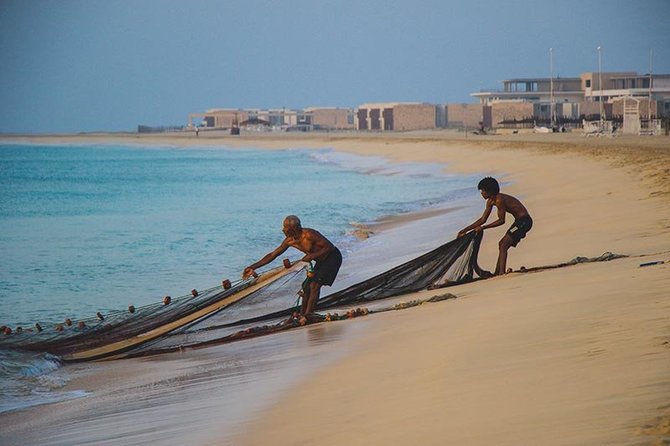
[
  {"x1": 244, "y1": 109, "x2": 302, "y2": 128},
  {"x1": 473, "y1": 77, "x2": 584, "y2": 107},
  {"x1": 471, "y1": 71, "x2": 670, "y2": 131},
  {"x1": 356, "y1": 102, "x2": 436, "y2": 131},
  {"x1": 472, "y1": 77, "x2": 583, "y2": 125},
  {"x1": 184, "y1": 69, "x2": 670, "y2": 135},
  {"x1": 189, "y1": 107, "x2": 355, "y2": 131},
  {"x1": 303, "y1": 107, "x2": 356, "y2": 130},
  {"x1": 188, "y1": 109, "x2": 249, "y2": 129}
]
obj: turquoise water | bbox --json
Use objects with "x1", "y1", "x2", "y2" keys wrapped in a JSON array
[
  {"x1": 0, "y1": 145, "x2": 468, "y2": 326},
  {"x1": 0, "y1": 143, "x2": 477, "y2": 325},
  {"x1": 0, "y1": 142, "x2": 480, "y2": 413}
]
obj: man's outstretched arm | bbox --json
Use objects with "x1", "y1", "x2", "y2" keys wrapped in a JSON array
[{"x1": 243, "y1": 240, "x2": 290, "y2": 278}]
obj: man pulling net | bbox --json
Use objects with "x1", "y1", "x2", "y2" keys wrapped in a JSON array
[{"x1": 243, "y1": 215, "x2": 342, "y2": 324}]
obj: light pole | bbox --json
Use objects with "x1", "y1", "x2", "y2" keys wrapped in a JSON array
[
  {"x1": 550, "y1": 48, "x2": 554, "y2": 128},
  {"x1": 597, "y1": 46, "x2": 604, "y2": 131},
  {"x1": 648, "y1": 48, "x2": 653, "y2": 126}
]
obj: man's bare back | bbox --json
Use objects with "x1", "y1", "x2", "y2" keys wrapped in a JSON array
[{"x1": 282, "y1": 227, "x2": 334, "y2": 263}]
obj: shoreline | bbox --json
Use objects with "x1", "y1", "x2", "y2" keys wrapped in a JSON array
[
  {"x1": 0, "y1": 136, "x2": 482, "y2": 444},
  {"x1": 1, "y1": 132, "x2": 669, "y2": 445},
  {"x1": 350, "y1": 206, "x2": 465, "y2": 239},
  {"x1": 2, "y1": 130, "x2": 669, "y2": 197}
]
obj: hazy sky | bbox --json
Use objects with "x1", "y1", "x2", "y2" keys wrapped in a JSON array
[{"x1": 1, "y1": 0, "x2": 668, "y2": 133}]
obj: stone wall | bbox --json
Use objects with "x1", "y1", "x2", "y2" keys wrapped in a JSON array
[
  {"x1": 446, "y1": 103, "x2": 484, "y2": 128},
  {"x1": 309, "y1": 109, "x2": 355, "y2": 129},
  {"x1": 393, "y1": 104, "x2": 436, "y2": 131},
  {"x1": 491, "y1": 102, "x2": 533, "y2": 125}
]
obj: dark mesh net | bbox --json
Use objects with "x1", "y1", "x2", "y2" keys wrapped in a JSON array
[{"x1": 0, "y1": 232, "x2": 485, "y2": 361}]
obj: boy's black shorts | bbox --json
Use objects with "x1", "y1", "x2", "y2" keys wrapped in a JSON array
[{"x1": 506, "y1": 215, "x2": 533, "y2": 247}]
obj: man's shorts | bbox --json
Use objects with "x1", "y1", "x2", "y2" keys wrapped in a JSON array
[
  {"x1": 506, "y1": 215, "x2": 533, "y2": 247},
  {"x1": 313, "y1": 247, "x2": 342, "y2": 286}
]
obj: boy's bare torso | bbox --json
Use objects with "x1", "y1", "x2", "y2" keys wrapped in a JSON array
[{"x1": 490, "y1": 193, "x2": 530, "y2": 220}]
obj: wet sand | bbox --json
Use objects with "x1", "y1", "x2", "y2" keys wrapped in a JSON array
[
  {"x1": 1, "y1": 131, "x2": 670, "y2": 445},
  {"x1": 0, "y1": 320, "x2": 372, "y2": 445}
]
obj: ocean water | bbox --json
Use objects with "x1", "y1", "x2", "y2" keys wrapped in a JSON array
[{"x1": 0, "y1": 142, "x2": 481, "y2": 414}]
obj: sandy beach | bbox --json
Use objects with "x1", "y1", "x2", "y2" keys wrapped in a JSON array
[{"x1": 1, "y1": 131, "x2": 669, "y2": 445}]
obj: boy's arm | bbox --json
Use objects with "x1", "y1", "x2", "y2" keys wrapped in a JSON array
[
  {"x1": 480, "y1": 201, "x2": 506, "y2": 230},
  {"x1": 458, "y1": 200, "x2": 493, "y2": 236}
]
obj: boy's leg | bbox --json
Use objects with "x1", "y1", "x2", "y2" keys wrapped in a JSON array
[{"x1": 496, "y1": 234, "x2": 514, "y2": 275}]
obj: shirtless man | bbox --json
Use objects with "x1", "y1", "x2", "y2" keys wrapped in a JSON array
[
  {"x1": 458, "y1": 177, "x2": 533, "y2": 276},
  {"x1": 243, "y1": 215, "x2": 342, "y2": 319}
]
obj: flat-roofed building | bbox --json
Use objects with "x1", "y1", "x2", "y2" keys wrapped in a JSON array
[
  {"x1": 582, "y1": 72, "x2": 670, "y2": 118},
  {"x1": 472, "y1": 77, "x2": 583, "y2": 106},
  {"x1": 248, "y1": 109, "x2": 299, "y2": 127},
  {"x1": 356, "y1": 102, "x2": 436, "y2": 131},
  {"x1": 581, "y1": 71, "x2": 639, "y2": 101},
  {"x1": 189, "y1": 109, "x2": 248, "y2": 129},
  {"x1": 472, "y1": 71, "x2": 670, "y2": 128},
  {"x1": 303, "y1": 107, "x2": 355, "y2": 129},
  {"x1": 445, "y1": 103, "x2": 489, "y2": 128}
]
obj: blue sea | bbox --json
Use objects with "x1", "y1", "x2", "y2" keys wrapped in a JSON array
[{"x1": 0, "y1": 142, "x2": 481, "y2": 414}]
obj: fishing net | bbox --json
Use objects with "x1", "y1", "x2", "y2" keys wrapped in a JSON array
[
  {"x1": 0, "y1": 279, "x2": 259, "y2": 360},
  {"x1": 0, "y1": 232, "x2": 486, "y2": 361},
  {"x1": 115, "y1": 231, "x2": 487, "y2": 358}
]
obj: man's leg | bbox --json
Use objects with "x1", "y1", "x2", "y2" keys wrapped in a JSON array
[
  {"x1": 304, "y1": 281, "x2": 322, "y2": 315},
  {"x1": 496, "y1": 235, "x2": 514, "y2": 275},
  {"x1": 299, "y1": 285, "x2": 311, "y2": 314}
]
